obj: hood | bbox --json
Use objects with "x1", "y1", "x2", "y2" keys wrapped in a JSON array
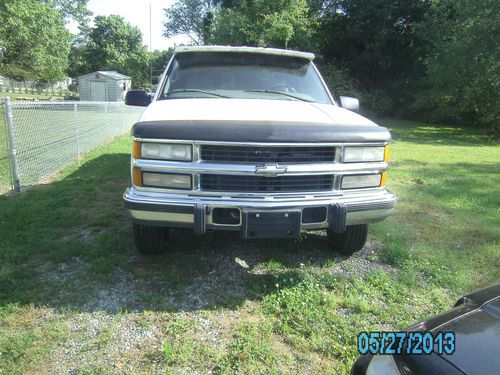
[
  {"x1": 407, "y1": 284, "x2": 500, "y2": 375},
  {"x1": 134, "y1": 98, "x2": 391, "y2": 143},
  {"x1": 140, "y1": 98, "x2": 375, "y2": 125}
]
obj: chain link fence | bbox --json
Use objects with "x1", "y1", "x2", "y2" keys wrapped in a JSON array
[{"x1": 0, "y1": 100, "x2": 144, "y2": 193}]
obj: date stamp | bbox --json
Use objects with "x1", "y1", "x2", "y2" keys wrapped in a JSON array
[{"x1": 357, "y1": 331, "x2": 456, "y2": 355}]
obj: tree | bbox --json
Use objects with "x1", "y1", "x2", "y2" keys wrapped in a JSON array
[
  {"x1": 0, "y1": 0, "x2": 72, "y2": 82},
  {"x1": 77, "y1": 15, "x2": 150, "y2": 87},
  {"x1": 163, "y1": 0, "x2": 315, "y2": 50},
  {"x1": 163, "y1": 0, "x2": 216, "y2": 45},
  {"x1": 318, "y1": 0, "x2": 429, "y2": 90},
  {"x1": 43, "y1": 0, "x2": 92, "y2": 27},
  {"x1": 208, "y1": 0, "x2": 315, "y2": 49},
  {"x1": 412, "y1": 0, "x2": 500, "y2": 130},
  {"x1": 150, "y1": 49, "x2": 175, "y2": 84}
]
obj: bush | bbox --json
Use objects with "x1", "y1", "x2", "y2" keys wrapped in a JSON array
[{"x1": 318, "y1": 64, "x2": 393, "y2": 117}]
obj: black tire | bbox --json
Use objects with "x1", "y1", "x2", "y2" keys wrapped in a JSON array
[
  {"x1": 133, "y1": 223, "x2": 170, "y2": 255},
  {"x1": 327, "y1": 224, "x2": 368, "y2": 255}
]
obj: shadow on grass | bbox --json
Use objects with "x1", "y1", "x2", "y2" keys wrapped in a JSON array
[
  {"x1": 0, "y1": 153, "x2": 345, "y2": 313},
  {"x1": 379, "y1": 119, "x2": 495, "y2": 146}
]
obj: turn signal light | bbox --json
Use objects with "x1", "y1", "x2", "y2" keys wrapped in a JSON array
[
  {"x1": 380, "y1": 171, "x2": 388, "y2": 187},
  {"x1": 132, "y1": 167, "x2": 142, "y2": 186},
  {"x1": 132, "y1": 140, "x2": 141, "y2": 159}
]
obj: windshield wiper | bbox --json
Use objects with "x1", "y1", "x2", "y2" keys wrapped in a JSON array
[
  {"x1": 167, "y1": 89, "x2": 229, "y2": 98},
  {"x1": 244, "y1": 89, "x2": 313, "y2": 102}
]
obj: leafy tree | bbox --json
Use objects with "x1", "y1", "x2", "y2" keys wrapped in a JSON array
[
  {"x1": 0, "y1": 0, "x2": 72, "y2": 82},
  {"x1": 77, "y1": 15, "x2": 150, "y2": 87},
  {"x1": 43, "y1": 0, "x2": 92, "y2": 27},
  {"x1": 318, "y1": 0, "x2": 429, "y2": 92},
  {"x1": 163, "y1": 0, "x2": 216, "y2": 45},
  {"x1": 150, "y1": 49, "x2": 175, "y2": 84},
  {"x1": 163, "y1": 0, "x2": 315, "y2": 49},
  {"x1": 412, "y1": 0, "x2": 500, "y2": 130},
  {"x1": 208, "y1": 0, "x2": 315, "y2": 49}
]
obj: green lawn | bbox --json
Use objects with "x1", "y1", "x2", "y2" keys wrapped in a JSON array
[{"x1": 0, "y1": 119, "x2": 498, "y2": 374}]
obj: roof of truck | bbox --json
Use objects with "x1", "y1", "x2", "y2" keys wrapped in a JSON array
[{"x1": 173, "y1": 45, "x2": 315, "y2": 61}]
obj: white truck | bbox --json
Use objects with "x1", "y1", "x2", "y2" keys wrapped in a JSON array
[{"x1": 124, "y1": 46, "x2": 396, "y2": 255}]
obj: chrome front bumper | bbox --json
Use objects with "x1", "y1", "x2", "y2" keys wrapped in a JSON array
[{"x1": 123, "y1": 187, "x2": 396, "y2": 233}]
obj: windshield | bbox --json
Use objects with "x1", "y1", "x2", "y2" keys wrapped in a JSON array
[{"x1": 159, "y1": 52, "x2": 332, "y2": 104}]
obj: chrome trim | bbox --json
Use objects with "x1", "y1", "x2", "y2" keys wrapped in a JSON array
[
  {"x1": 124, "y1": 188, "x2": 396, "y2": 229},
  {"x1": 346, "y1": 208, "x2": 394, "y2": 225},
  {"x1": 134, "y1": 184, "x2": 386, "y2": 197},
  {"x1": 130, "y1": 210, "x2": 194, "y2": 223},
  {"x1": 255, "y1": 164, "x2": 288, "y2": 176},
  {"x1": 133, "y1": 159, "x2": 388, "y2": 175},
  {"x1": 135, "y1": 137, "x2": 388, "y2": 147},
  {"x1": 125, "y1": 187, "x2": 395, "y2": 209}
]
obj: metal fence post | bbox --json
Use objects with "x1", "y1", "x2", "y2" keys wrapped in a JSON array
[
  {"x1": 4, "y1": 97, "x2": 21, "y2": 192},
  {"x1": 74, "y1": 102, "x2": 80, "y2": 162}
]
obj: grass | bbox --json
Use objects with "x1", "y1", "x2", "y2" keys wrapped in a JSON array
[
  {"x1": 0, "y1": 119, "x2": 498, "y2": 374},
  {"x1": 0, "y1": 93, "x2": 65, "y2": 101}
]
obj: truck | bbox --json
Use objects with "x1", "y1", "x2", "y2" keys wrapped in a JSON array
[{"x1": 124, "y1": 46, "x2": 396, "y2": 256}]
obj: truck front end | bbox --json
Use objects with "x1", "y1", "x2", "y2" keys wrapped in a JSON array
[{"x1": 124, "y1": 46, "x2": 396, "y2": 255}]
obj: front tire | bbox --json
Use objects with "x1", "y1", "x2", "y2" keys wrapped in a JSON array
[
  {"x1": 133, "y1": 223, "x2": 170, "y2": 255},
  {"x1": 327, "y1": 224, "x2": 368, "y2": 255}
]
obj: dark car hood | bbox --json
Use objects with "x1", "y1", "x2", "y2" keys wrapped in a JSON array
[{"x1": 410, "y1": 284, "x2": 500, "y2": 374}]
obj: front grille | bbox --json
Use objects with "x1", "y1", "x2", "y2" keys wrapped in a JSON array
[
  {"x1": 200, "y1": 174, "x2": 334, "y2": 193},
  {"x1": 200, "y1": 145, "x2": 336, "y2": 163}
]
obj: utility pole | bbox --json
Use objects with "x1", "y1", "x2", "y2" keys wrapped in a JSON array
[{"x1": 149, "y1": 2, "x2": 153, "y2": 85}]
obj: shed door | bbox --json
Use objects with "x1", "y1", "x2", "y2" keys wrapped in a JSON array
[{"x1": 90, "y1": 81, "x2": 106, "y2": 101}]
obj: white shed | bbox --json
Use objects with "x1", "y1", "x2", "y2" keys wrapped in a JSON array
[{"x1": 77, "y1": 71, "x2": 132, "y2": 102}]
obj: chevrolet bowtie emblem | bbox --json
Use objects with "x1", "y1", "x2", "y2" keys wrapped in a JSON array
[{"x1": 255, "y1": 164, "x2": 287, "y2": 177}]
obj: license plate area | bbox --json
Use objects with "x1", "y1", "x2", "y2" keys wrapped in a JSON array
[{"x1": 242, "y1": 209, "x2": 301, "y2": 239}]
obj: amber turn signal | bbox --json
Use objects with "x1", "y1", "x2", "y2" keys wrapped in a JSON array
[
  {"x1": 132, "y1": 140, "x2": 141, "y2": 159},
  {"x1": 132, "y1": 167, "x2": 142, "y2": 186},
  {"x1": 384, "y1": 146, "x2": 390, "y2": 162},
  {"x1": 380, "y1": 171, "x2": 388, "y2": 187}
]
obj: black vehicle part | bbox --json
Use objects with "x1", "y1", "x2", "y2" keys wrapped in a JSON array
[
  {"x1": 327, "y1": 224, "x2": 368, "y2": 255},
  {"x1": 242, "y1": 209, "x2": 301, "y2": 239},
  {"x1": 328, "y1": 203, "x2": 347, "y2": 233},
  {"x1": 194, "y1": 204, "x2": 207, "y2": 236},
  {"x1": 133, "y1": 223, "x2": 170, "y2": 255}
]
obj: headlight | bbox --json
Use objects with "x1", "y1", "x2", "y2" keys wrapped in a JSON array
[
  {"x1": 367, "y1": 355, "x2": 401, "y2": 375},
  {"x1": 142, "y1": 172, "x2": 192, "y2": 189},
  {"x1": 342, "y1": 174, "x2": 382, "y2": 189},
  {"x1": 344, "y1": 146, "x2": 385, "y2": 163},
  {"x1": 141, "y1": 143, "x2": 192, "y2": 161}
]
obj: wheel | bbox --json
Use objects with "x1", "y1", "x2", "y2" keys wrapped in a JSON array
[
  {"x1": 133, "y1": 223, "x2": 170, "y2": 255},
  {"x1": 327, "y1": 224, "x2": 368, "y2": 255}
]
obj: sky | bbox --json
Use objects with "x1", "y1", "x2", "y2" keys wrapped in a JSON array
[{"x1": 69, "y1": 0, "x2": 190, "y2": 51}]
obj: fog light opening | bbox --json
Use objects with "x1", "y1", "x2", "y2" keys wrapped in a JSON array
[
  {"x1": 212, "y1": 208, "x2": 241, "y2": 225},
  {"x1": 302, "y1": 207, "x2": 327, "y2": 224}
]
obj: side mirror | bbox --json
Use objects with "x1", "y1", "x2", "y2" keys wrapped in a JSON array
[
  {"x1": 125, "y1": 90, "x2": 153, "y2": 107},
  {"x1": 339, "y1": 96, "x2": 360, "y2": 112}
]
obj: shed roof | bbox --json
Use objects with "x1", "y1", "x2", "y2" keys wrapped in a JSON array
[
  {"x1": 174, "y1": 45, "x2": 315, "y2": 61},
  {"x1": 77, "y1": 71, "x2": 131, "y2": 80}
]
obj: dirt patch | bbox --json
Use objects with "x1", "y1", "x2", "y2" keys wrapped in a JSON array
[{"x1": 35, "y1": 230, "x2": 396, "y2": 314}]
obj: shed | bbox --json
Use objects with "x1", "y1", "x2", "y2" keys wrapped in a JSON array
[{"x1": 77, "y1": 71, "x2": 131, "y2": 102}]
